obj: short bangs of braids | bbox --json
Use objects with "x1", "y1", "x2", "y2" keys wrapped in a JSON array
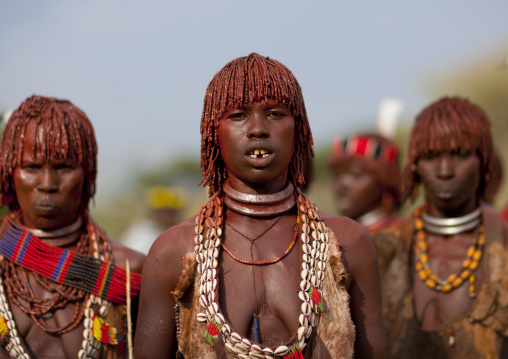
[
  {"x1": 200, "y1": 53, "x2": 314, "y2": 195},
  {"x1": 401, "y1": 97, "x2": 492, "y2": 202},
  {"x1": 0, "y1": 95, "x2": 98, "y2": 213}
]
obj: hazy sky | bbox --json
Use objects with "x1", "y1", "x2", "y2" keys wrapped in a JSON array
[{"x1": 1, "y1": 1, "x2": 507, "y2": 200}]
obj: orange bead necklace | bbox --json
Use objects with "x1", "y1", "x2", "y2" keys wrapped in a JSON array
[{"x1": 413, "y1": 208, "x2": 485, "y2": 297}]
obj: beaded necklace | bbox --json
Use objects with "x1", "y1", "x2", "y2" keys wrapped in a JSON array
[
  {"x1": 413, "y1": 208, "x2": 484, "y2": 297},
  {"x1": 0, "y1": 214, "x2": 121, "y2": 359},
  {"x1": 222, "y1": 216, "x2": 296, "y2": 266},
  {"x1": 194, "y1": 189, "x2": 329, "y2": 358}
]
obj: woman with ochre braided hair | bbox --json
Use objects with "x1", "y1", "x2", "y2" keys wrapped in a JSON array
[
  {"x1": 0, "y1": 95, "x2": 145, "y2": 358},
  {"x1": 328, "y1": 133, "x2": 402, "y2": 234},
  {"x1": 135, "y1": 53, "x2": 385, "y2": 358},
  {"x1": 373, "y1": 97, "x2": 508, "y2": 358}
]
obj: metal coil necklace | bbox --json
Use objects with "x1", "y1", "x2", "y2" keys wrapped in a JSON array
[{"x1": 421, "y1": 207, "x2": 481, "y2": 236}]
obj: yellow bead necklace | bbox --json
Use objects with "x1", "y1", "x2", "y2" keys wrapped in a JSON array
[{"x1": 413, "y1": 208, "x2": 484, "y2": 297}]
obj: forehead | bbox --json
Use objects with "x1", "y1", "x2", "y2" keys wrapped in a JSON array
[
  {"x1": 417, "y1": 122, "x2": 478, "y2": 155},
  {"x1": 228, "y1": 98, "x2": 290, "y2": 111},
  {"x1": 20, "y1": 121, "x2": 77, "y2": 162}
]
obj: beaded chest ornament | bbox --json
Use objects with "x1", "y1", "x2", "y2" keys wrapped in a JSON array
[
  {"x1": 194, "y1": 190, "x2": 329, "y2": 358},
  {"x1": 0, "y1": 215, "x2": 127, "y2": 359}
]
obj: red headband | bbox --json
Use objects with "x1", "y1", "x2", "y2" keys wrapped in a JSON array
[{"x1": 331, "y1": 135, "x2": 398, "y2": 163}]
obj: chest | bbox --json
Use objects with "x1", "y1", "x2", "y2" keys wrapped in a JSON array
[
  {"x1": 411, "y1": 232, "x2": 484, "y2": 330},
  {"x1": 218, "y1": 231, "x2": 302, "y2": 346}
]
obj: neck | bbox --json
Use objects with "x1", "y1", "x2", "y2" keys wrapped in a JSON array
[
  {"x1": 15, "y1": 215, "x2": 83, "y2": 247},
  {"x1": 226, "y1": 175, "x2": 289, "y2": 195},
  {"x1": 421, "y1": 206, "x2": 482, "y2": 235},
  {"x1": 425, "y1": 196, "x2": 479, "y2": 219},
  {"x1": 223, "y1": 179, "x2": 296, "y2": 217}
]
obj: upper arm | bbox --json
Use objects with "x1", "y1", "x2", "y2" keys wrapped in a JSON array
[
  {"x1": 134, "y1": 224, "x2": 193, "y2": 359},
  {"x1": 325, "y1": 215, "x2": 386, "y2": 359}
]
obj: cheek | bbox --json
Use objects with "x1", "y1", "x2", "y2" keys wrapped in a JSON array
[{"x1": 12, "y1": 170, "x2": 34, "y2": 198}]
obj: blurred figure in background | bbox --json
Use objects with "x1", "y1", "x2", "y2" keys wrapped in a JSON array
[
  {"x1": 375, "y1": 97, "x2": 508, "y2": 358},
  {"x1": 329, "y1": 133, "x2": 402, "y2": 233},
  {"x1": 121, "y1": 185, "x2": 186, "y2": 254}
]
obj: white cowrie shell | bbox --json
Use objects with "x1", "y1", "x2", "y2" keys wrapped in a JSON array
[
  {"x1": 208, "y1": 291, "x2": 215, "y2": 303},
  {"x1": 317, "y1": 261, "x2": 325, "y2": 271},
  {"x1": 199, "y1": 294, "x2": 208, "y2": 307},
  {"x1": 301, "y1": 233, "x2": 310, "y2": 244},
  {"x1": 249, "y1": 351, "x2": 265, "y2": 359},
  {"x1": 301, "y1": 269, "x2": 309, "y2": 281},
  {"x1": 225, "y1": 342, "x2": 236, "y2": 353},
  {"x1": 300, "y1": 280, "x2": 310, "y2": 291},
  {"x1": 305, "y1": 324, "x2": 313, "y2": 338},
  {"x1": 250, "y1": 344, "x2": 262, "y2": 353},
  {"x1": 302, "y1": 262, "x2": 309, "y2": 270},
  {"x1": 274, "y1": 345, "x2": 289, "y2": 355},
  {"x1": 222, "y1": 323, "x2": 231, "y2": 335},
  {"x1": 301, "y1": 302, "x2": 310, "y2": 316},
  {"x1": 298, "y1": 326, "x2": 306, "y2": 341},
  {"x1": 215, "y1": 312, "x2": 225, "y2": 326},
  {"x1": 196, "y1": 313, "x2": 208, "y2": 322}
]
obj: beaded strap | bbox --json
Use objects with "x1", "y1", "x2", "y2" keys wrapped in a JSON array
[
  {"x1": 0, "y1": 219, "x2": 115, "y2": 359},
  {"x1": 0, "y1": 216, "x2": 140, "y2": 305},
  {"x1": 194, "y1": 191, "x2": 330, "y2": 358}
]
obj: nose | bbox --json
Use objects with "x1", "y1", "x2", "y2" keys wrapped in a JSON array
[
  {"x1": 333, "y1": 173, "x2": 350, "y2": 193},
  {"x1": 247, "y1": 112, "x2": 269, "y2": 139},
  {"x1": 435, "y1": 154, "x2": 455, "y2": 179},
  {"x1": 38, "y1": 167, "x2": 59, "y2": 193}
]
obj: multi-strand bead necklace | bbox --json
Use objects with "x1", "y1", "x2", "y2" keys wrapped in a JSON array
[
  {"x1": 413, "y1": 207, "x2": 484, "y2": 297},
  {"x1": 194, "y1": 187, "x2": 329, "y2": 358},
  {"x1": 0, "y1": 215, "x2": 116, "y2": 359}
]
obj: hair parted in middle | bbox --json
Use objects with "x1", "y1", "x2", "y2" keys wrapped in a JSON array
[
  {"x1": 0, "y1": 95, "x2": 97, "y2": 214},
  {"x1": 200, "y1": 53, "x2": 314, "y2": 195},
  {"x1": 401, "y1": 96, "x2": 493, "y2": 202}
]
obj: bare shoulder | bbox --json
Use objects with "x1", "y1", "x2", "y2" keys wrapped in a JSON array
[
  {"x1": 319, "y1": 211, "x2": 377, "y2": 277},
  {"x1": 109, "y1": 239, "x2": 146, "y2": 274},
  {"x1": 141, "y1": 215, "x2": 197, "y2": 285},
  {"x1": 148, "y1": 215, "x2": 197, "y2": 260},
  {"x1": 319, "y1": 211, "x2": 372, "y2": 250}
]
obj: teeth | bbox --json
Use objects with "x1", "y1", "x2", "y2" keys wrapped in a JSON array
[{"x1": 249, "y1": 149, "x2": 269, "y2": 158}]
